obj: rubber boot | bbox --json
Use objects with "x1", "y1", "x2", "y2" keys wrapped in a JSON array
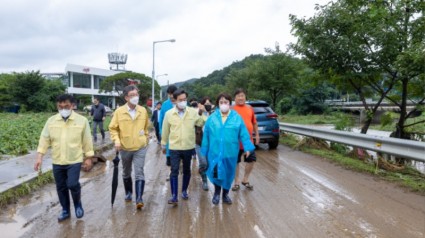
[
  {"x1": 135, "y1": 180, "x2": 145, "y2": 209},
  {"x1": 57, "y1": 187, "x2": 70, "y2": 221},
  {"x1": 71, "y1": 190, "x2": 84, "y2": 218},
  {"x1": 123, "y1": 177, "x2": 133, "y2": 202},
  {"x1": 212, "y1": 184, "x2": 221, "y2": 205},
  {"x1": 57, "y1": 210, "x2": 70, "y2": 222},
  {"x1": 222, "y1": 189, "x2": 232, "y2": 204},
  {"x1": 201, "y1": 173, "x2": 209, "y2": 191},
  {"x1": 168, "y1": 176, "x2": 178, "y2": 205},
  {"x1": 181, "y1": 174, "x2": 191, "y2": 200}
]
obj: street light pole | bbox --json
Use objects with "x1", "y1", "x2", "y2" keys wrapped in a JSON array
[
  {"x1": 152, "y1": 39, "x2": 175, "y2": 111},
  {"x1": 156, "y1": 74, "x2": 168, "y2": 101}
]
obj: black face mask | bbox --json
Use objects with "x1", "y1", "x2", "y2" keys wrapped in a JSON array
[
  {"x1": 191, "y1": 102, "x2": 198, "y2": 108},
  {"x1": 205, "y1": 105, "x2": 212, "y2": 112}
]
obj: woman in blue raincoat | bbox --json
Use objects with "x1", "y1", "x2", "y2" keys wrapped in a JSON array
[{"x1": 201, "y1": 93, "x2": 255, "y2": 205}]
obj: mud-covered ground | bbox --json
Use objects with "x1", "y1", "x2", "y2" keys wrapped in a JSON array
[{"x1": 1, "y1": 143, "x2": 424, "y2": 238}]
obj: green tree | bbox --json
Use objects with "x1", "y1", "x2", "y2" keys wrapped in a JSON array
[
  {"x1": 100, "y1": 72, "x2": 156, "y2": 106},
  {"x1": 7, "y1": 71, "x2": 66, "y2": 112},
  {"x1": 248, "y1": 44, "x2": 304, "y2": 109},
  {"x1": 30, "y1": 79, "x2": 67, "y2": 112},
  {"x1": 224, "y1": 67, "x2": 255, "y2": 98},
  {"x1": 292, "y1": 73, "x2": 338, "y2": 114},
  {"x1": 290, "y1": 0, "x2": 425, "y2": 137},
  {"x1": 10, "y1": 71, "x2": 45, "y2": 110},
  {"x1": 0, "y1": 74, "x2": 15, "y2": 108},
  {"x1": 182, "y1": 54, "x2": 263, "y2": 101}
]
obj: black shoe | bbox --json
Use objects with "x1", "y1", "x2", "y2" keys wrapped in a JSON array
[
  {"x1": 222, "y1": 194, "x2": 232, "y2": 204},
  {"x1": 58, "y1": 210, "x2": 70, "y2": 222},
  {"x1": 212, "y1": 194, "x2": 220, "y2": 205}
]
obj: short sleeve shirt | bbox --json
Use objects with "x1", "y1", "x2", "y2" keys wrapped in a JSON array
[{"x1": 233, "y1": 104, "x2": 257, "y2": 148}]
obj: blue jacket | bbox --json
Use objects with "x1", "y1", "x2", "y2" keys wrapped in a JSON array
[
  {"x1": 201, "y1": 110, "x2": 254, "y2": 190},
  {"x1": 159, "y1": 98, "x2": 173, "y2": 156},
  {"x1": 159, "y1": 99, "x2": 173, "y2": 134}
]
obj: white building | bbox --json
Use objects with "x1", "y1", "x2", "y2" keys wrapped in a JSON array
[{"x1": 65, "y1": 63, "x2": 120, "y2": 109}]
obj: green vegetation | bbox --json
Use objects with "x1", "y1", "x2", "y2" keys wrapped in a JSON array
[
  {"x1": 0, "y1": 113, "x2": 52, "y2": 155},
  {"x1": 181, "y1": 50, "x2": 338, "y2": 116},
  {"x1": 100, "y1": 72, "x2": 154, "y2": 107},
  {"x1": 279, "y1": 135, "x2": 425, "y2": 194},
  {"x1": 0, "y1": 112, "x2": 112, "y2": 157},
  {"x1": 280, "y1": 112, "x2": 354, "y2": 125},
  {"x1": 290, "y1": 0, "x2": 425, "y2": 137},
  {"x1": 372, "y1": 113, "x2": 425, "y2": 136},
  {"x1": 1, "y1": 71, "x2": 66, "y2": 112},
  {"x1": 0, "y1": 171, "x2": 54, "y2": 208}
]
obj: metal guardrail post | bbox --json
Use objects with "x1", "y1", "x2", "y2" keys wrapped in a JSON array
[{"x1": 279, "y1": 123, "x2": 425, "y2": 162}]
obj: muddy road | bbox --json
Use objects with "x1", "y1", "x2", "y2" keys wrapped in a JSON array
[{"x1": 1, "y1": 142, "x2": 424, "y2": 238}]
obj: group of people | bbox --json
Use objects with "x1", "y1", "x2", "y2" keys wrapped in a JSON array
[
  {"x1": 34, "y1": 84, "x2": 260, "y2": 222},
  {"x1": 151, "y1": 86, "x2": 260, "y2": 205}
]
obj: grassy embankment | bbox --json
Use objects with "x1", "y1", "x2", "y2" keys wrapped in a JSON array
[
  {"x1": 0, "y1": 112, "x2": 112, "y2": 157},
  {"x1": 280, "y1": 113, "x2": 425, "y2": 194},
  {"x1": 0, "y1": 112, "x2": 112, "y2": 207}
]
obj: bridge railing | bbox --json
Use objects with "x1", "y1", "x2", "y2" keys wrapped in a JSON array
[{"x1": 279, "y1": 123, "x2": 425, "y2": 162}]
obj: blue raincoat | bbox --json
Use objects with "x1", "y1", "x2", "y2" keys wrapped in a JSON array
[
  {"x1": 201, "y1": 110, "x2": 255, "y2": 190},
  {"x1": 159, "y1": 98, "x2": 173, "y2": 156}
]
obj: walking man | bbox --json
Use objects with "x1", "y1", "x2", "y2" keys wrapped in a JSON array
[
  {"x1": 90, "y1": 97, "x2": 106, "y2": 142},
  {"x1": 232, "y1": 88, "x2": 260, "y2": 191},
  {"x1": 34, "y1": 94, "x2": 94, "y2": 222},
  {"x1": 150, "y1": 101, "x2": 162, "y2": 144},
  {"x1": 109, "y1": 85, "x2": 149, "y2": 209},
  {"x1": 161, "y1": 89, "x2": 206, "y2": 205}
]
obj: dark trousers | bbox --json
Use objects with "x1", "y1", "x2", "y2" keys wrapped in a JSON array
[
  {"x1": 53, "y1": 163, "x2": 82, "y2": 212},
  {"x1": 93, "y1": 120, "x2": 105, "y2": 139},
  {"x1": 169, "y1": 149, "x2": 192, "y2": 178},
  {"x1": 154, "y1": 124, "x2": 161, "y2": 142}
]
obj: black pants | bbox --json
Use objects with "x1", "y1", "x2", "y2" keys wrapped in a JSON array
[
  {"x1": 53, "y1": 163, "x2": 82, "y2": 212},
  {"x1": 93, "y1": 120, "x2": 105, "y2": 139},
  {"x1": 154, "y1": 124, "x2": 161, "y2": 142},
  {"x1": 169, "y1": 149, "x2": 192, "y2": 178}
]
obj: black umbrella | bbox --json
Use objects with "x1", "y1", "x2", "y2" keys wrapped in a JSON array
[{"x1": 111, "y1": 151, "x2": 120, "y2": 206}]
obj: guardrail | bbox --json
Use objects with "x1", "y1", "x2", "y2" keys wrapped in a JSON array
[{"x1": 279, "y1": 123, "x2": 425, "y2": 162}]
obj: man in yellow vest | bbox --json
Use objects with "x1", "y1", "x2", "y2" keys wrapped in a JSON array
[
  {"x1": 34, "y1": 94, "x2": 94, "y2": 222},
  {"x1": 161, "y1": 89, "x2": 206, "y2": 205},
  {"x1": 109, "y1": 85, "x2": 149, "y2": 209}
]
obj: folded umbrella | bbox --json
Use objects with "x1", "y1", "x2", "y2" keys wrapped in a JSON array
[{"x1": 111, "y1": 151, "x2": 120, "y2": 206}]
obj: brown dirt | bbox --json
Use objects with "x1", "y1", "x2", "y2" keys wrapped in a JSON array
[{"x1": 1, "y1": 143, "x2": 424, "y2": 238}]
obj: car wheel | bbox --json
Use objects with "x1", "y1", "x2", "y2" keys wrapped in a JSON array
[{"x1": 268, "y1": 140, "x2": 279, "y2": 150}]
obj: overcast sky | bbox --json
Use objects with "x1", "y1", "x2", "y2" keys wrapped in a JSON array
[{"x1": 0, "y1": 0, "x2": 330, "y2": 85}]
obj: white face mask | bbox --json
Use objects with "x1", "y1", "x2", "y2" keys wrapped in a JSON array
[
  {"x1": 219, "y1": 104, "x2": 230, "y2": 113},
  {"x1": 177, "y1": 101, "x2": 187, "y2": 110},
  {"x1": 59, "y1": 109, "x2": 71, "y2": 118},
  {"x1": 129, "y1": 96, "x2": 139, "y2": 105}
]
